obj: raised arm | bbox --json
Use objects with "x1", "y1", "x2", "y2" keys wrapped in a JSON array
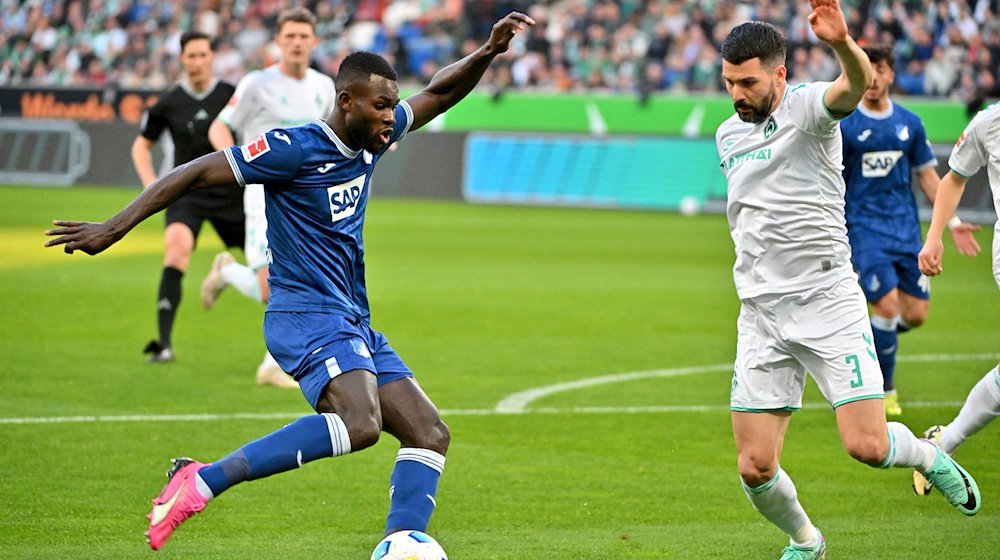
[
  {"x1": 45, "y1": 152, "x2": 236, "y2": 255},
  {"x1": 916, "y1": 165, "x2": 981, "y2": 257},
  {"x1": 808, "y1": 0, "x2": 872, "y2": 117},
  {"x1": 405, "y1": 12, "x2": 535, "y2": 131},
  {"x1": 918, "y1": 171, "x2": 969, "y2": 276}
]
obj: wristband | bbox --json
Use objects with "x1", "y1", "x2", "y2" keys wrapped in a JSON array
[{"x1": 948, "y1": 216, "x2": 962, "y2": 229}]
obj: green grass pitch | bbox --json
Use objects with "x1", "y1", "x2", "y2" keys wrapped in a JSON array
[{"x1": 1, "y1": 185, "x2": 997, "y2": 559}]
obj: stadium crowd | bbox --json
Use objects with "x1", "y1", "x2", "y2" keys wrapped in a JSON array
[{"x1": 2, "y1": 0, "x2": 999, "y2": 105}]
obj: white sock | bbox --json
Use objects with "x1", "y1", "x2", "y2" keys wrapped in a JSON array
[
  {"x1": 883, "y1": 422, "x2": 935, "y2": 472},
  {"x1": 261, "y1": 350, "x2": 280, "y2": 370},
  {"x1": 743, "y1": 468, "x2": 817, "y2": 548},
  {"x1": 194, "y1": 474, "x2": 215, "y2": 500},
  {"x1": 940, "y1": 367, "x2": 1000, "y2": 454},
  {"x1": 221, "y1": 262, "x2": 262, "y2": 302}
]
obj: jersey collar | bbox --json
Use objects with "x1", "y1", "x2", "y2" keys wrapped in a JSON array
[
  {"x1": 179, "y1": 78, "x2": 218, "y2": 100},
  {"x1": 856, "y1": 101, "x2": 894, "y2": 120},
  {"x1": 316, "y1": 120, "x2": 361, "y2": 159}
]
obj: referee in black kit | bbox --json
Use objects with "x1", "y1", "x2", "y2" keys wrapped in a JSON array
[{"x1": 130, "y1": 30, "x2": 242, "y2": 363}]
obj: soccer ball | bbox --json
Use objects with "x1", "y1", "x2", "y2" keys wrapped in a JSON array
[
  {"x1": 370, "y1": 530, "x2": 447, "y2": 560},
  {"x1": 679, "y1": 195, "x2": 701, "y2": 216}
]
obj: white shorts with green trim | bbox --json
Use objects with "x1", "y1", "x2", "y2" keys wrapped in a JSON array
[{"x1": 730, "y1": 276, "x2": 884, "y2": 412}]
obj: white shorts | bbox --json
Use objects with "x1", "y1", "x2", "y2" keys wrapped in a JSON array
[
  {"x1": 731, "y1": 276, "x2": 884, "y2": 411},
  {"x1": 244, "y1": 184, "x2": 268, "y2": 271},
  {"x1": 992, "y1": 223, "x2": 999, "y2": 290}
]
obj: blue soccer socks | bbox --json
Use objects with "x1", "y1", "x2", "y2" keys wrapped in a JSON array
[
  {"x1": 198, "y1": 413, "x2": 351, "y2": 496},
  {"x1": 385, "y1": 448, "x2": 446, "y2": 533},
  {"x1": 870, "y1": 314, "x2": 899, "y2": 391}
]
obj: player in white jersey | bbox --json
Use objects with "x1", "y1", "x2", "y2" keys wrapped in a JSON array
[
  {"x1": 203, "y1": 7, "x2": 336, "y2": 388},
  {"x1": 913, "y1": 102, "x2": 1000, "y2": 496},
  {"x1": 717, "y1": 3, "x2": 980, "y2": 558}
]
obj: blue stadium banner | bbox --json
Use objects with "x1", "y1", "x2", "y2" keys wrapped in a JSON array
[{"x1": 463, "y1": 133, "x2": 728, "y2": 210}]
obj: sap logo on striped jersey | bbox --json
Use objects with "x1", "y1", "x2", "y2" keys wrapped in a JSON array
[
  {"x1": 861, "y1": 150, "x2": 903, "y2": 177},
  {"x1": 327, "y1": 175, "x2": 366, "y2": 222}
]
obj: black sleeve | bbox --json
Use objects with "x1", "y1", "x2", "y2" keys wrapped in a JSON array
[{"x1": 140, "y1": 98, "x2": 169, "y2": 142}]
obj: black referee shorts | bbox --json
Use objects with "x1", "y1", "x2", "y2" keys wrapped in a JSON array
[{"x1": 165, "y1": 186, "x2": 245, "y2": 249}]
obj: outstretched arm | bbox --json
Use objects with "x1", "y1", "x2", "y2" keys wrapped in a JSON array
[
  {"x1": 405, "y1": 12, "x2": 535, "y2": 131},
  {"x1": 916, "y1": 165, "x2": 981, "y2": 257},
  {"x1": 45, "y1": 152, "x2": 235, "y2": 255},
  {"x1": 809, "y1": 0, "x2": 872, "y2": 117},
  {"x1": 918, "y1": 171, "x2": 969, "y2": 276}
]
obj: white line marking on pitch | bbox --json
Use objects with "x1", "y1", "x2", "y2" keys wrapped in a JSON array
[
  {"x1": 1, "y1": 353, "x2": 994, "y2": 425},
  {"x1": 494, "y1": 352, "x2": 999, "y2": 413},
  {"x1": 0, "y1": 401, "x2": 971, "y2": 425}
]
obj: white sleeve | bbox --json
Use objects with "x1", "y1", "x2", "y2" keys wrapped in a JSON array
[
  {"x1": 948, "y1": 116, "x2": 988, "y2": 178},
  {"x1": 216, "y1": 72, "x2": 258, "y2": 132},
  {"x1": 786, "y1": 82, "x2": 839, "y2": 137}
]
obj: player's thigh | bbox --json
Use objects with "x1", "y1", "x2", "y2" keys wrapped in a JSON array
[
  {"x1": 833, "y1": 397, "x2": 887, "y2": 454},
  {"x1": 897, "y1": 290, "x2": 929, "y2": 325},
  {"x1": 790, "y1": 279, "x2": 884, "y2": 408},
  {"x1": 379, "y1": 377, "x2": 448, "y2": 453},
  {"x1": 732, "y1": 299, "x2": 808, "y2": 412},
  {"x1": 264, "y1": 312, "x2": 415, "y2": 409},
  {"x1": 732, "y1": 410, "x2": 791, "y2": 479},
  {"x1": 853, "y1": 246, "x2": 898, "y2": 303},
  {"x1": 894, "y1": 251, "x2": 930, "y2": 304}
]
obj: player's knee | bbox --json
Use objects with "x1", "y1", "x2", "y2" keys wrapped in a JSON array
[
  {"x1": 846, "y1": 434, "x2": 888, "y2": 466},
  {"x1": 397, "y1": 418, "x2": 450, "y2": 454},
  {"x1": 901, "y1": 310, "x2": 927, "y2": 328},
  {"x1": 340, "y1": 410, "x2": 382, "y2": 451},
  {"x1": 737, "y1": 452, "x2": 778, "y2": 486},
  {"x1": 421, "y1": 419, "x2": 450, "y2": 454}
]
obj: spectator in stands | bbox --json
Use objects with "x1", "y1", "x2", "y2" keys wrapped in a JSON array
[{"x1": 2, "y1": 0, "x2": 999, "y2": 103}]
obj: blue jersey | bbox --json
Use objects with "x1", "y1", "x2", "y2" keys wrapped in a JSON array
[
  {"x1": 840, "y1": 102, "x2": 936, "y2": 252},
  {"x1": 223, "y1": 102, "x2": 414, "y2": 321}
]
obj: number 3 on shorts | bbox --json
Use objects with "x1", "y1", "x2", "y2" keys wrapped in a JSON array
[{"x1": 845, "y1": 354, "x2": 863, "y2": 388}]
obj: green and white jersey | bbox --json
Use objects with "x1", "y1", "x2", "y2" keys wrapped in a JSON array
[
  {"x1": 218, "y1": 65, "x2": 336, "y2": 145},
  {"x1": 716, "y1": 81, "x2": 855, "y2": 299},
  {"x1": 949, "y1": 101, "x2": 1000, "y2": 288}
]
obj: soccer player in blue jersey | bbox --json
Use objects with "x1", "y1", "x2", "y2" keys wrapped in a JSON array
[
  {"x1": 840, "y1": 44, "x2": 980, "y2": 417},
  {"x1": 45, "y1": 11, "x2": 535, "y2": 551}
]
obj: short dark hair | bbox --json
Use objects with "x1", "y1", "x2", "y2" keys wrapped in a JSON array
[
  {"x1": 179, "y1": 30, "x2": 213, "y2": 53},
  {"x1": 336, "y1": 51, "x2": 398, "y2": 91},
  {"x1": 720, "y1": 21, "x2": 786, "y2": 68},
  {"x1": 863, "y1": 43, "x2": 894, "y2": 70},
  {"x1": 277, "y1": 7, "x2": 317, "y2": 33}
]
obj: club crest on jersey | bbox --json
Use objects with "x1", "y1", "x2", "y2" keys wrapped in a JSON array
[
  {"x1": 763, "y1": 116, "x2": 777, "y2": 139},
  {"x1": 327, "y1": 175, "x2": 366, "y2": 223},
  {"x1": 861, "y1": 150, "x2": 903, "y2": 178},
  {"x1": 895, "y1": 124, "x2": 910, "y2": 141},
  {"x1": 241, "y1": 134, "x2": 271, "y2": 162}
]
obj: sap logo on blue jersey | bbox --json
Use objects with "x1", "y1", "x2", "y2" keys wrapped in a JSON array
[
  {"x1": 327, "y1": 175, "x2": 367, "y2": 222},
  {"x1": 861, "y1": 150, "x2": 903, "y2": 178}
]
